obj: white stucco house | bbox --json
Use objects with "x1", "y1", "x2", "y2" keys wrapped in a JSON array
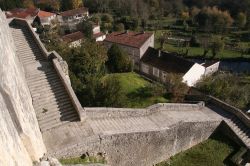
[
  {"x1": 58, "y1": 7, "x2": 89, "y2": 32},
  {"x1": 140, "y1": 47, "x2": 220, "y2": 87},
  {"x1": 37, "y1": 10, "x2": 56, "y2": 26},
  {"x1": 92, "y1": 24, "x2": 106, "y2": 42},
  {"x1": 61, "y1": 31, "x2": 84, "y2": 48}
]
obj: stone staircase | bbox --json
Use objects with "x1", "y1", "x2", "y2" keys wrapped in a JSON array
[
  {"x1": 11, "y1": 25, "x2": 79, "y2": 132},
  {"x1": 207, "y1": 104, "x2": 250, "y2": 149},
  {"x1": 225, "y1": 115, "x2": 250, "y2": 148}
]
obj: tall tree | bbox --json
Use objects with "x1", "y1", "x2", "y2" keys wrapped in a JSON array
[
  {"x1": 236, "y1": 12, "x2": 247, "y2": 29},
  {"x1": 106, "y1": 44, "x2": 132, "y2": 73}
]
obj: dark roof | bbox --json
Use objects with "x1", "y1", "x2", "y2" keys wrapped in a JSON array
[
  {"x1": 5, "y1": 8, "x2": 39, "y2": 19},
  {"x1": 60, "y1": 7, "x2": 88, "y2": 17},
  {"x1": 62, "y1": 31, "x2": 84, "y2": 43},
  {"x1": 105, "y1": 31, "x2": 153, "y2": 48},
  {"x1": 141, "y1": 47, "x2": 195, "y2": 73},
  {"x1": 202, "y1": 61, "x2": 219, "y2": 67}
]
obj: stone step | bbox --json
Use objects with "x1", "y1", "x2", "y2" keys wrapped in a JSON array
[
  {"x1": 20, "y1": 55, "x2": 45, "y2": 61},
  {"x1": 36, "y1": 103, "x2": 73, "y2": 118},
  {"x1": 30, "y1": 85, "x2": 66, "y2": 98},
  {"x1": 33, "y1": 95, "x2": 72, "y2": 110},
  {"x1": 28, "y1": 78, "x2": 62, "y2": 90},
  {"x1": 36, "y1": 101, "x2": 73, "y2": 116},
  {"x1": 38, "y1": 108, "x2": 76, "y2": 123},
  {"x1": 31, "y1": 87, "x2": 67, "y2": 101},
  {"x1": 28, "y1": 75, "x2": 61, "y2": 86},
  {"x1": 31, "y1": 91, "x2": 66, "y2": 103},
  {"x1": 39, "y1": 115, "x2": 79, "y2": 132},
  {"x1": 26, "y1": 71, "x2": 57, "y2": 81}
]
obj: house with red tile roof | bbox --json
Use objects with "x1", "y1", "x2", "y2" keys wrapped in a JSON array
[
  {"x1": 5, "y1": 8, "x2": 39, "y2": 22},
  {"x1": 37, "y1": 10, "x2": 56, "y2": 26},
  {"x1": 58, "y1": 7, "x2": 89, "y2": 32},
  {"x1": 91, "y1": 23, "x2": 106, "y2": 41},
  {"x1": 62, "y1": 31, "x2": 85, "y2": 47},
  {"x1": 104, "y1": 31, "x2": 154, "y2": 69}
]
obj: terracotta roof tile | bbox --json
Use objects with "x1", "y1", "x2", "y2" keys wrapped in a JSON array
[
  {"x1": 62, "y1": 31, "x2": 85, "y2": 43},
  {"x1": 141, "y1": 47, "x2": 195, "y2": 74},
  {"x1": 105, "y1": 31, "x2": 153, "y2": 48},
  {"x1": 38, "y1": 10, "x2": 56, "y2": 18},
  {"x1": 60, "y1": 7, "x2": 88, "y2": 17},
  {"x1": 5, "y1": 8, "x2": 39, "y2": 19}
]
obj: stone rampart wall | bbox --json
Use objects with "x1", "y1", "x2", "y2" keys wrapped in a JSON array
[
  {"x1": 53, "y1": 120, "x2": 220, "y2": 166},
  {"x1": 0, "y1": 11, "x2": 46, "y2": 166}
]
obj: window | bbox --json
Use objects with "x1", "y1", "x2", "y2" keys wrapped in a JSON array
[
  {"x1": 153, "y1": 67, "x2": 159, "y2": 77},
  {"x1": 141, "y1": 63, "x2": 149, "y2": 74}
]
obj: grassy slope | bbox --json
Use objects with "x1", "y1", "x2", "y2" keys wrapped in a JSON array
[
  {"x1": 106, "y1": 72, "x2": 169, "y2": 108},
  {"x1": 156, "y1": 132, "x2": 239, "y2": 166}
]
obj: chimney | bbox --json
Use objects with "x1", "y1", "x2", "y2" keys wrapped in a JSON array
[{"x1": 158, "y1": 50, "x2": 161, "y2": 57}]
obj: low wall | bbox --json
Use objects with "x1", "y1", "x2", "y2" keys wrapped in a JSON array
[
  {"x1": 186, "y1": 94, "x2": 250, "y2": 128},
  {"x1": 53, "y1": 120, "x2": 220, "y2": 166},
  {"x1": 85, "y1": 103, "x2": 205, "y2": 119}
]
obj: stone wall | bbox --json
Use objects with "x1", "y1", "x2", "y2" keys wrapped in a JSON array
[
  {"x1": 54, "y1": 120, "x2": 220, "y2": 166},
  {"x1": 0, "y1": 11, "x2": 46, "y2": 165}
]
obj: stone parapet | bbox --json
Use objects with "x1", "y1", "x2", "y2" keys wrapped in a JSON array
[
  {"x1": 186, "y1": 94, "x2": 250, "y2": 128},
  {"x1": 85, "y1": 102, "x2": 205, "y2": 119}
]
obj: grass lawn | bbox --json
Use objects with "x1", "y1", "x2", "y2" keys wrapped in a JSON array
[
  {"x1": 59, "y1": 156, "x2": 106, "y2": 165},
  {"x1": 153, "y1": 29, "x2": 250, "y2": 59},
  {"x1": 156, "y1": 131, "x2": 239, "y2": 166},
  {"x1": 106, "y1": 72, "x2": 169, "y2": 108},
  {"x1": 163, "y1": 43, "x2": 250, "y2": 59}
]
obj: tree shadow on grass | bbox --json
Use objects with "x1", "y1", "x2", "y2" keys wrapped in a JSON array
[{"x1": 209, "y1": 125, "x2": 241, "y2": 166}]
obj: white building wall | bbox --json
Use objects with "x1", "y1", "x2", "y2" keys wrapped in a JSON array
[
  {"x1": 182, "y1": 63, "x2": 206, "y2": 87},
  {"x1": 139, "y1": 34, "x2": 154, "y2": 58},
  {"x1": 95, "y1": 35, "x2": 106, "y2": 42},
  {"x1": 204, "y1": 62, "x2": 220, "y2": 76},
  {"x1": 93, "y1": 26, "x2": 100, "y2": 34},
  {"x1": 141, "y1": 63, "x2": 149, "y2": 74}
]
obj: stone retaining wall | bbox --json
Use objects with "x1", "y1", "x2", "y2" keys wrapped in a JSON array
[
  {"x1": 0, "y1": 11, "x2": 46, "y2": 165},
  {"x1": 54, "y1": 120, "x2": 220, "y2": 166}
]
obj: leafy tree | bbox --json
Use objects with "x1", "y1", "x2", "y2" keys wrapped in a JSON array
[
  {"x1": 106, "y1": 44, "x2": 132, "y2": 73},
  {"x1": 195, "y1": 7, "x2": 233, "y2": 33},
  {"x1": 61, "y1": 0, "x2": 83, "y2": 10},
  {"x1": 36, "y1": 0, "x2": 60, "y2": 12},
  {"x1": 79, "y1": 21, "x2": 93, "y2": 39},
  {"x1": 196, "y1": 73, "x2": 250, "y2": 110},
  {"x1": 0, "y1": 0, "x2": 23, "y2": 10},
  {"x1": 165, "y1": 73, "x2": 189, "y2": 102},
  {"x1": 23, "y1": 0, "x2": 34, "y2": 8},
  {"x1": 200, "y1": 36, "x2": 210, "y2": 57},
  {"x1": 210, "y1": 36, "x2": 225, "y2": 58},
  {"x1": 72, "y1": 0, "x2": 83, "y2": 9},
  {"x1": 114, "y1": 23, "x2": 125, "y2": 32},
  {"x1": 90, "y1": 15, "x2": 101, "y2": 24},
  {"x1": 236, "y1": 12, "x2": 247, "y2": 29},
  {"x1": 100, "y1": 75, "x2": 126, "y2": 107}
]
